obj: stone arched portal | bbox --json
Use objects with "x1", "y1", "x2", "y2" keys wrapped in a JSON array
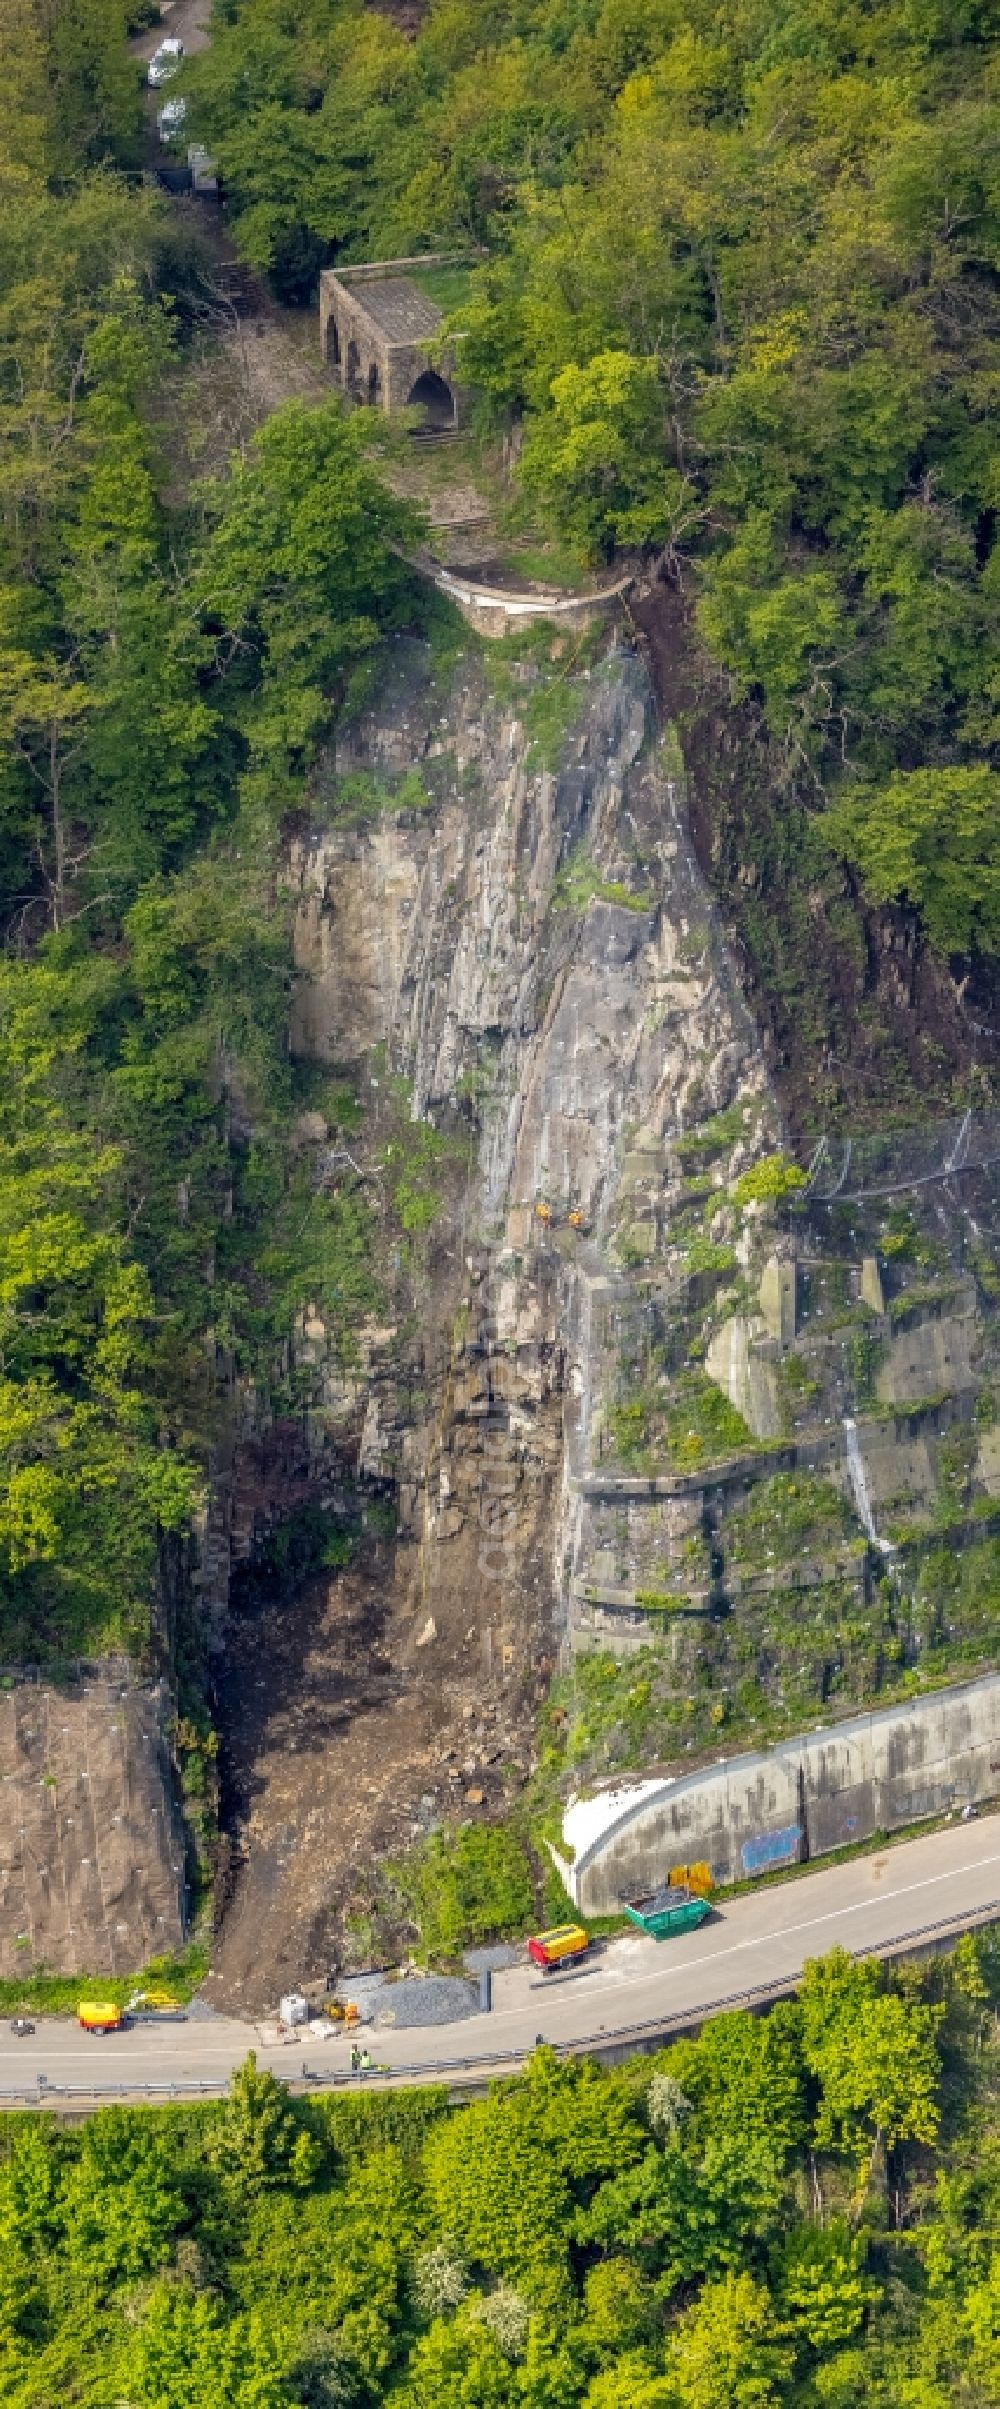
[
  {"x1": 406, "y1": 368, "x2": 456, "y2": 432},
  {"x1": 319, "y1": 266, "x2": 465, "y2": 427}
]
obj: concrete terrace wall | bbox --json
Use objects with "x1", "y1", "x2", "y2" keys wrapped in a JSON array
[
  {"x1": 432, "y1": 566, "x2": 634, "y2": 638},
  {"x1": 556, "y1": 1673, "x2": 1000, "y2": 1914}
]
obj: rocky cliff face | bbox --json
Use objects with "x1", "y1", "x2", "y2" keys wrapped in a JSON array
[
  {"x1": 301, "y1": 640, "x2": 772, "y2": 1708},
  {"x1": 291, "y1": 641, "x2": 767, "y2": 1236},
  {"x1": 205, "y1": 625, "x2": 1000, "y2": 2004},
  {"x1": 287, "y1": 635, "x2": 773, "y2": 1594},
  {"x1": 203, "y1": 629, "x2": 783, "y2": 2001},
  {"x1": 0, "y1": 1671, "x2": 185, "y2": 1980}
]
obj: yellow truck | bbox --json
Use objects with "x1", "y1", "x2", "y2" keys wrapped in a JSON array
[
  {"x1": 527, "y1": 1924, "x2": 590, "y2": 1974},
  {"x1": 77, "y1": 2000, "x2": 124, "y2": 2034}
]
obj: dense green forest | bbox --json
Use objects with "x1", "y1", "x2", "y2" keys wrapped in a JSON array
[
  {"x1": 186, "y1": 0, "x2": 1000, "y2": 956},
  {"x1": 1, "y1": 0, "x2": 997, "y2": 1655},
  {"x1": 1, "y1": 17, "x2": 999, "y2": 2404},
  {"x1": 1, "y1": 1938, "x2": 997, "y2": 2407},
  {"x1": 0, "y1": 0, "x2": 433, "y2": 1663}
]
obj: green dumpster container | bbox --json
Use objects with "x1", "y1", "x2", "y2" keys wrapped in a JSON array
[{"x1": 622, "y1": 1884, "x2": 712, "y2": 1939}]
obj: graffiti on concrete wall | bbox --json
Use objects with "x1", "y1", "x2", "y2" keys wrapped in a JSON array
[
  {"x1": 565, "y1": 1671, "x2": 1000, "y2": 1916},
  {"x1": 741, "y1": 1823, "x2": 802, "y2": 1876}
]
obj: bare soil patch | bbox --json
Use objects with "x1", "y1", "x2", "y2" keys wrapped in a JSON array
[
  {"x1": 207, "y1": 1550, "x2": 435, "y2": 2011},
  {"x1": 153, "y1": 309, "x2": 331, "y2": 501},
  {"x1": 206, "y1": 1411, "x2": 560, "y2": 2016}
]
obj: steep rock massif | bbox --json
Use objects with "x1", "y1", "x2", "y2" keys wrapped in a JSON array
[
  {"x1": 206, "y1": 633, "x2": 774, "y2": 2001},
  {"x1": 206, "y1": 627, "x2": 1000, "y2": 2005},
  {"x1": 291, "y1": 631, "x2": 777, "y2": 1564},
  {"x1": 8, "y1": 629, "x2": 994, "y2": 2002}
]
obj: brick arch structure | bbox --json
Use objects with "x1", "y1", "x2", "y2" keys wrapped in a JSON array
[{"x1": 319, "y1": 258, "x2": 468, "y2": 427}]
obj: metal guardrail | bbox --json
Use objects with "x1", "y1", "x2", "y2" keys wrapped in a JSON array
[
  {"x1": 4, "y1": 1894, "x2": 997, "y2": 2111},
  {"x1": 294, "y1": 1892, "x2": 1000, "y2": 2095}
]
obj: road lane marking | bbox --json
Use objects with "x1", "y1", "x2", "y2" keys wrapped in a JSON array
[
  {"x1": 480, "y1": 1851, "x2": 1000, "y2": 2029},
  {"x1": 564, "y1": 1849, "x2": 1000, "y2": 1999},
  {"x1": 2, "y1": 1842, "x2": 998, "y2": 2087}
]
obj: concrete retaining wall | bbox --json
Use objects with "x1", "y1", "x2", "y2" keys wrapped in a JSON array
[
  {"x1": 556, "y1": 1672, "x2": 1000, "y2": 1914},
  {"x1": 432, "y1": 566, "x2": 633, "y2": 637}
]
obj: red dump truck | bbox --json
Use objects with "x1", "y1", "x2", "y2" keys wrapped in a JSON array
[{"x1": 527, "y1": 1924, "x2": 590, "y2": 1974}]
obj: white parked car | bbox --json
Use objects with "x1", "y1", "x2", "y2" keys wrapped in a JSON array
[
  {"x1": 147, "y1": 38, "x2": 184, "y2": 86},
  {"x1": 157, "y1": 96, "x2": 187, "y2": 141}
]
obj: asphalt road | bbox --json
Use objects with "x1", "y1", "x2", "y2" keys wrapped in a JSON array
[{"x1": 1, "y1": 1816, "x2": 998, "y2": 2107}]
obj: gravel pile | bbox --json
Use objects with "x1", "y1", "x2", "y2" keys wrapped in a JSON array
[{"x1": 339, "y1": 1971, "x2": 481, "y2": 2028}]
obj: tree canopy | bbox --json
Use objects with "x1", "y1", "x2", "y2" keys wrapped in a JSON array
[
  {"x1": 0, "y1": 6, "x2": 424, "y2": 1660},
  {"x1": 181, "y1": 0, "x2": 999, "y2": 963},
  {"x1": 0, "y1": 1936, "x2": 997, "y2": 2409}
]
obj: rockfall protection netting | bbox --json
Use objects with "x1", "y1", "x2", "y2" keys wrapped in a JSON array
[{"x1": 803, "y1": 1111, "x2": 1000, "y2": 1203}]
